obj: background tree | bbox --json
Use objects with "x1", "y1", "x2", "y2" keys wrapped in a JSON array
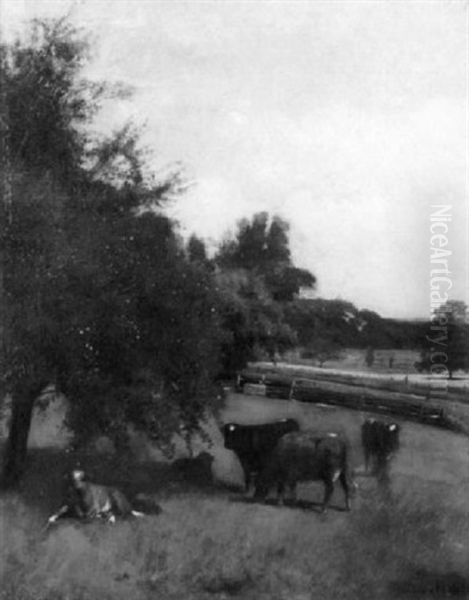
[
  {"x1": 214, "y1": 213, "x2": 314, "y2": 373},
  {"x1": 214, "y1": 269, "x2": 296, "y2": 375},
  {"x1": 187, "y1": 234, "x2": 210, "y2": 267},
  {"x1": 302, "y1": 338, "x2": 344, "y2": 368},
  {"x1": 431, "y1": 301, "x2": 469, "y2": 379},
  {"x1": 285, "y1": 299, "x2": 361, "y2": 358},
  {"x1": 413, "y1": 301, "x2": 469, "y2": 378},
  {"x1": 216, "y1": 213, "x2": 315, "y2": 301}
]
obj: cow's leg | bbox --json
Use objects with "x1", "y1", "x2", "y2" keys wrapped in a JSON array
[
  {"x1": 339, "y1": 470, "x2": 351, "y2": 511},
  {"x1": 252, "y1": 470, "x2": 260, "y2": 494},
  {"x1": 374, "y1": 453, "x2": 386, "y2": 478},
  {"x1": 242, "y1": 464, "x2": 251, "y2": 493},
  {"x1": 321, "y1": 479, "x2": 334, "y2": 513},
  {"x1": 288, "y1": 482, "x2": 297, "y2": 504},
  {"x1": 376, "y1": 457, "x2": 391, "y2": 488},
  {"x1": 363, "y1": 448, "x2": 370, "y2": 473}
]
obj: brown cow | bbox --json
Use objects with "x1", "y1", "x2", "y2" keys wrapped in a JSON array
[{"x1": 254, "y1": 431, "x2": 355, "y2": 512}]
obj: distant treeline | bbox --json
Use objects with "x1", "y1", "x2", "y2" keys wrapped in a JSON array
[{"x1": 284, "y1": 299, "x2": 428, "y2": 351}]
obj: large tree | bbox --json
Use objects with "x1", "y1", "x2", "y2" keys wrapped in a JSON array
[
  {"x1": 0, "y1": 19, "x2": 224, "y2": 485},
  {"x1": 1, "y1": 18, "x2": 90, "y2": 483}
]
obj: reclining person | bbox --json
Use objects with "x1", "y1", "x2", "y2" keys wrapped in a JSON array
[{"x1": 48, "y1": 469, "x2": 145, "y2": 525}]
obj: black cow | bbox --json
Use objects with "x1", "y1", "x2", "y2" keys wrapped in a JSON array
[
  {"x1": 172, "y1": 451, "x2": 214, "y2": 486},
  {"x1": 361, "y1": 418, "x2": 400, "y2": 476},
  {"x1": 222, "y1": 418, "x2": 300, "y2": 492},
  {"x1": 47, "y1": 470, "x2": 161, "y2": 526},
  {"x1": 254, "y1": 431, "x2": 355, "y2": 512}
]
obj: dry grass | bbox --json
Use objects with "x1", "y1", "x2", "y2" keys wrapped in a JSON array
[
  {"x1": 283, "y1": 348, "x2": 422, "y2": 373},
  {"x1": 2, "y1": 393, "x2": 469, "y2": 599},
  {"x1": 2, "y1": 484, "x2": 468, "y2": 600}
]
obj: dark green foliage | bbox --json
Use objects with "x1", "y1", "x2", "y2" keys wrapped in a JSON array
[
  {"x1": 214, "y1": 213, "x2": 315, "y2": 373},
  {"x1": 284, "y1": 299, "x2": 435, "y2": 356},
  {"x1": 214, "y1": 268, "x2": 298, "y2": 375},
  {"x1": 285, "y1": 299, "x2": 360, "y2": 361},
  {"x1": 5, "y1": 19, "x2": 92, "y2": 179},
  {"x1": 415, "y1": 301, "x2": 469, "y2": 378},
  {"x1": 40, "y1": 188, "x2": 225, "y2": 451},
  {"x1": 0, "y1": 18, "x2": 225, "y2": 484},
  {"x1": 187, "y1": 234, "x2": 212, "y2": 270},
  {"x1": 445, "y1": 323, "x2": 469, "y2": 378},
  {"x1": 216, "y1": 212, "x2": 315, "y2": 301}
]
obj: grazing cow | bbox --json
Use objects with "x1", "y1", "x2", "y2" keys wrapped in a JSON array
[
  {"x1": 361, "y1": 418, "x2": 400, "y2": 476},
  {"x1": 47, "y1": 470, "x2": 161, "y2": 526},
  {"x1": 222, "y1": 419, "x2": 300, "y2": 492},
  {"x1": 172, "y1": 451, "x2": 214, "y2": 486},
  {"x1": 254, "y1": 431, "x2": 355, "y2": 512}
]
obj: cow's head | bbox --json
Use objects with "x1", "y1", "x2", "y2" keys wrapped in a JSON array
[
  {"x1": 387, "y1": 423, "x2": 400, "y2": 450},
  {"x1": 222, "y1": 423, "x2": 238, "y2": 449}
]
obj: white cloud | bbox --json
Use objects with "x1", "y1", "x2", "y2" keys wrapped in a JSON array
[{"x1": 2, "y1": 0, "x2": 467, "y2": 318}]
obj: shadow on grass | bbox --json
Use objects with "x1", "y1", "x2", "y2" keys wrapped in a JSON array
[
  {"x1": 229, "y1": 494, "x2": 350, "y2": 513},
  {"x1": 0, "y1": 446, "x2": 229, "y2": 516},
  {"x1": 390, "y1": 567, "x2": 469, "y2": 597}
]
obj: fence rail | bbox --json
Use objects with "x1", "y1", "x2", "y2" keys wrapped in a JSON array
[{"x1": 236, "y1": 369, "x2": 467, "y2": 433}]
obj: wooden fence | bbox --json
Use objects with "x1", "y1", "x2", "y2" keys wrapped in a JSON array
[{"x1": 236, "y1": 370, "x2": 467, "y2": 433}]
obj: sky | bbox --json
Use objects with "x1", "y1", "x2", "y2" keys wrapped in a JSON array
[{"x1": 1, "y1": 0, "x2": 468, "y2": 319}]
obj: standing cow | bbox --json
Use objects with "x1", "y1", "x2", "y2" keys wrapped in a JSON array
[
  {"x1": 222, "y1": 418, "x2": 300, "y2": 492},
  {"x1": 361, "y1": 418, "x2": 400, "y2": 477},
  {"x1": 254, "y1": 431, "x2": 355, "y2": 512}
]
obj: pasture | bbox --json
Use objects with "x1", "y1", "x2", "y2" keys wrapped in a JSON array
[
  {"x1": 284, "y1": 347, "x2": 421, "y2": 373},
  {"x1": 1, "y1": 392, "x2": 469, "y2": 600}
]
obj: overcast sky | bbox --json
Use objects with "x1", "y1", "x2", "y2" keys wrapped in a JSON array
[{"x1": 2, "y1": 0, "x2": 468, "y2": 319}]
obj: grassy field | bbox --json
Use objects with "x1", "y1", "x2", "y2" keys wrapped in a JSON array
[
  {"x1": 283, "y1": 348, "x2": 422, "y2": 373},
  {"x1": 1, "y1": 393, "x2": 469, "y2": 600}
]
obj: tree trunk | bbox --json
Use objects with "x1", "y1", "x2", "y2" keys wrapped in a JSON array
[{"x1": 1, "y1": 384, "x2": 43, "y2": 488}]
